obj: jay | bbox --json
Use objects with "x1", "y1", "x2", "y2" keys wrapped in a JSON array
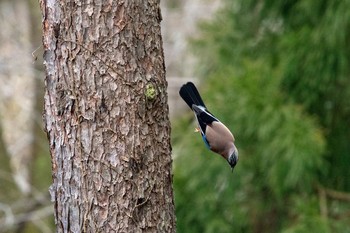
[{"x1": 179, "y1": 82, "x2": 238, "y2": 170}]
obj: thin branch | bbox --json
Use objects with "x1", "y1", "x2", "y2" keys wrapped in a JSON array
[
  {"x1": 317, "y1": 185, "x2": 328, "y2": 221},
  {"x1": 0, "y1": 205, "x2": 53, "y2": 231},
  {"x1": 316, "y1": 184, "x2": 350, "y2": 202}
]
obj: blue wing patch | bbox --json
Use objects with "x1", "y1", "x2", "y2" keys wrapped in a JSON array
[{"x1": 201, "y1": 133, "x2": 211, "y2": 149}]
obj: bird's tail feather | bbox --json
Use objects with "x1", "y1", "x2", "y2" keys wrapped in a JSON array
[{"x1": 179, "y1": 82, "x2": 206, "y2": 109}]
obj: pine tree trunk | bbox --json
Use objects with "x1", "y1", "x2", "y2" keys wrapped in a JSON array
[{"x1": 40, "y1": 1, "x2": 175, "y2": 232}]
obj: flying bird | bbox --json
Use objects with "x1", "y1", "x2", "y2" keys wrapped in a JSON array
[{"x1": 179, "y1": 82, "x2": 238, "y2": 170}]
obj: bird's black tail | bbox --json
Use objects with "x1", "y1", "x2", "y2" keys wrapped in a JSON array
[{"x1": 179, "y1": 82, "x2": 206, "y2": 109}]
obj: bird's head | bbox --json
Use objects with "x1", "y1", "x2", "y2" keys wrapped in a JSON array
[{"x1": 228, "y1": 146, "x2": 239, "y2": 171}]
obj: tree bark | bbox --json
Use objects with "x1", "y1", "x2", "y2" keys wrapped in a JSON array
[{"x1": 40, "y1": 0, "x2": 175, "y2": 232}]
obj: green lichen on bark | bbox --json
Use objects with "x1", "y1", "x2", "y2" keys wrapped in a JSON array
[{"x1": 145, "y1": 83, "x2": 157, "y2": 100}]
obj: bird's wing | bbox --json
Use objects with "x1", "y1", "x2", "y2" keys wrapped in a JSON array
[
  {"x1": 192, "y1": 105, "x2": 218, "y2": 124},
  {"x1": 201, "y1": 133, "x2": 211, "y2": 149},
  {"x1": 192, "y1": 104, "x2": 219, "y2": 146}
]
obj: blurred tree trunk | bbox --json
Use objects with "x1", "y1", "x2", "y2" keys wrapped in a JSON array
[
  {"x1": 0, "y1": 0, "x2": 35, "y2": 195},
  {"x1": 40, "y1": 0, "x2": 175, "y2": 232}
]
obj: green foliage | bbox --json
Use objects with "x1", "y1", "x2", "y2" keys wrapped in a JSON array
[
  {"x1": 281, "y1": 194, "x2": 329, "y2": 233},
  {"x1": 173, "y1": 0, "x2": 350, "y2": 232}
]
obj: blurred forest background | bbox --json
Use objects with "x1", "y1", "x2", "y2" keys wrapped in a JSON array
[{"x1": 0, "y1": 0, "x2": 349, "y2": 232}]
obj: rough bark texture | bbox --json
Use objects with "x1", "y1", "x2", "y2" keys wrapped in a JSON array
[{"x1": 40, "y1": 0, "x2": 175, "y2": 232}]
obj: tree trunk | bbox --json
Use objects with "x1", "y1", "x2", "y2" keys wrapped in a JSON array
[{"x1": 40, "y1": 0, "x2": 175, "y2": 232}]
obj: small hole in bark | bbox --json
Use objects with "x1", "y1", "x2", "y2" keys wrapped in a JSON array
[{"x1": 137, "y1": 198, "x2": 145, "y2": 205}]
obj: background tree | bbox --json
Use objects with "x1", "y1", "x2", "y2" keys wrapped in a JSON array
[
  {"x1": 40, "y1": 0, "x2": 175, "y2": 232},
  {"x1": 173, "y1": 0, "x2": 350, "y2": 232},
  {"x1": 0, "y1": 0, "x2": 53, "y2": 232},
  {"x1": 0, "y1": 0, "x2": 36, "y2": 196}
]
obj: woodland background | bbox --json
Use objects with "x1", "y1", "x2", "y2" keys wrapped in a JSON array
[{"x1": 0, "y1": 0, "x2": 349, "y2": 232}]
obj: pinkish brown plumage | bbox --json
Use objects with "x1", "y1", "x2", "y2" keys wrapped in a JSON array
[{"x1": 179, "y1": 82, "x2": 238, "y2": 170}]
